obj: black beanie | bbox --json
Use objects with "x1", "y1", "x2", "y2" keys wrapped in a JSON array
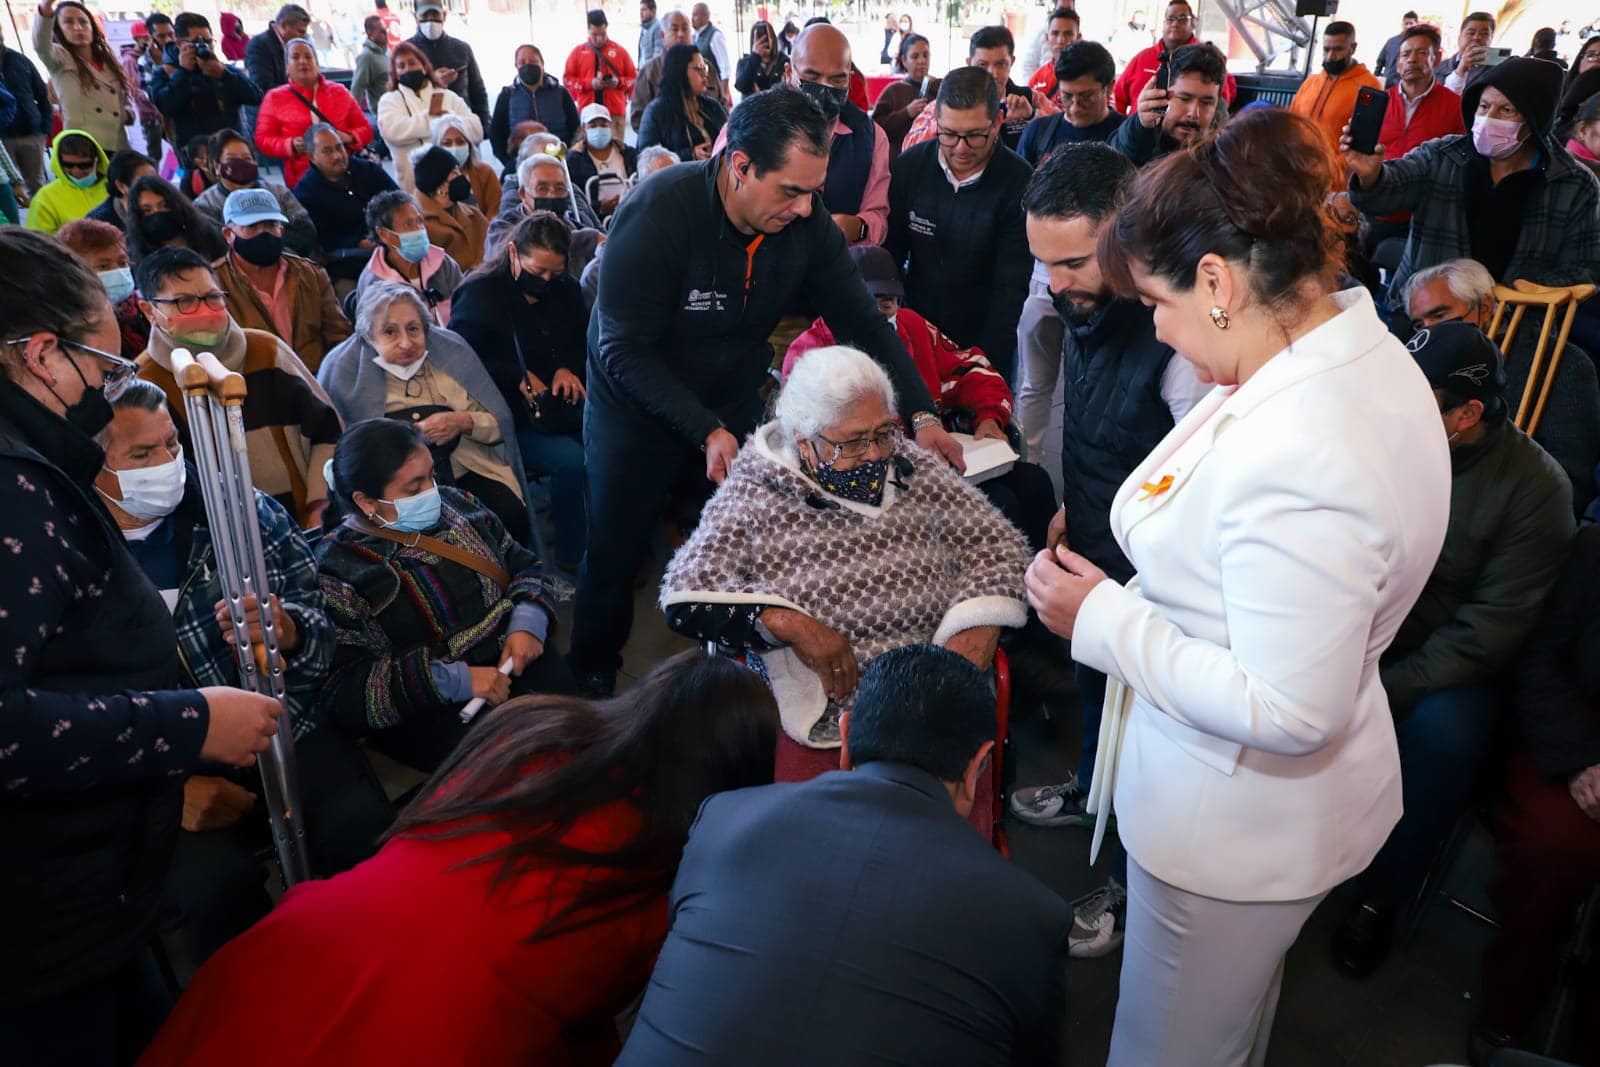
[
  {"x1": 1462, "y1": 56, "x2": 1565, "y2": 138},
  {"x1": 411, "y1": 146, "x2": 456, "y2": 196}
]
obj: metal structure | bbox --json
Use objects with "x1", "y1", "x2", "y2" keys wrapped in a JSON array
[
  {"x1": 173, "y1": 348, "x2": 311, "y2": 887},
  {"x1": 1212, "y1": 0, "x2": 1316, "y2": 72}
]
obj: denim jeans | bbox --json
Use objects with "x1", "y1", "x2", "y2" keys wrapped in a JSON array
[
  {"x1": 1357, "y1": 683, "x2": 1500, "y2": 906},
  {"x1": 516, "y1": 427, "x2": 587, "y2": 565}
]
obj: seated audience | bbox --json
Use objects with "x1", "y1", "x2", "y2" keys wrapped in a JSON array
[
  {"x1": 489, "y1": 44, "x2": 579, "y2": 160},
  {"x1": 355, "y1": 189, "x2": 465, "y2": 326},
  {"x1": 888, "y1": 67, "x2": 1031, "y2": 382},
  {"x1": 1108, "y1": 41, "x2": 1228, "y2": 165},
  {"x1": 90, "y1": 382, "x2": 389, "y2": 968},
  {"x1": 1017, "y1": 41, "x2": 1123, "y2": 167},
  {"x1": 638, "y1": 43, "x2": 726, "y2": 162},
  {"x1": 125, "y1": 174, "x2": 228, "y2": 265},
  {"x1": 1476, "y1": 523, "x2": 1600, "y2": 1061},
  {"x1": 1332, "y1": 322, "x2": 1575, "y2": 978},
  {"x1": 1288, "y1": 20, "x2": 1380, "y2": 189},
  {"x1": 313, "y1": 419, "x2": 573, "y2": 772},
  {"x1": 318, "y1": 281, "x2": 534, "y2": 546},
  {"x1": 134, "y1": 246, "x2": 342, "y2": 528},
  {"x1": 615, "y1": 645, "x2": 1070, "y2": 1066},
  {"x1": 502, "y1": 129, "x2": 570, "y2": 194},
  {"x1": 734, "y1": 20, "x2": 787, "y2": 96},
  {"x1": 900, "y1": 25, "x2": 1058, "y2": 154},
  {"x1": 193, "y1": 128, "x2": 317, "y2": 257},
  {"x1": 378, "y1": 42, "x2": 481, "y2": 191},
  {"x1": 25, "y1": 128, "x2": 108, "y2": 235},
  {"x1": 255, "y1": 39, "x2": 373, "y2": 190},
  {"x1": 785, "y1": 245, "x2": 1056, "y2": 548},
  {"x1": 1568, "y1": 93, "x2": 1600, "y2": 169},
  {"x1": 1112, "y1": 0, "x2": 1237, "y2": 111},
  {"x1": 291, "y1": 122, "x2": 400, "y2": 283},
  {"x1": 449, "y1": 213, "x2": 588, "y2": 571},
  {"x1": 139, "y1": 649, "x2": 778, "y2": 1066},
  {"x1": 1345, "y1": 57, "x2": 1600, "y2": 308},
  {"x1": 86, "y1": 148, "x2": 156, "y2": 228},
  {"x1": 213, "y1": 189, "x2": 352, "y2": 374},
  {"x1": 431, "y1": 113, "x2": 501, "y2": 216},
  {"x1": 56, "y1": 217, "x2": 149, "y2": 357},
  {"x1": 564, "y1": 102, "x2": 636, "y2": 217},
  {"x1": 660, "y1": 345, "x2": 1028, "y2": 764},
  {"x1": 488, "y1": 151, "x2": 601, "y2": 251},
  {"x1": 1404, "y1": 258, "x2": 1600, "y2": 512},
  {"x1": 410, "y1": 145, "x2": 489, "y2": 270},
  {"x1": 870, "y1": 31, "x2": 937, "y2": 161}
]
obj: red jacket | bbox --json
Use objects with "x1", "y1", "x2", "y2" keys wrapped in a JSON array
[
  {"x1": 1112, "y1": 39, "x2": 1238, "y2": 113},
  {"x1": 1375, "y1": 81, "x2": 1464, "y2": 222},
  {"x1": 563, "y1": 40, "x2": 637, "y2": 116},
  {"x1": 1028, "y1": 62, "x2": 1057, "y2": 104},
  {"x1": 138, "y1": 802, "x2": 666, "y2": 1067},
  {"x1": 784, "y1": 308, "x2": 1013, "y2": 428},
  {"x1": 254, "y1": 77, "x2": 373, "y2": 188}
]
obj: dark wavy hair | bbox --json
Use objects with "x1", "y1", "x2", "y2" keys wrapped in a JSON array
[
  {"x1": 52, "y1": 0, "x2": 128, "y2": 96},
  {"x1": 659, "y1": 41, "x2": 708, "y2": 110},
  {"x1": 388, "y1": 649, "x2": 779, "y2": 941},
  {"x1": 124, "y1": 174, "x2": 227, "y2": 263},
  {"x1": 471, "y1": 210, "x2": 571, "y2": 280},
  {"x1": 894, "y1": 31, "x2": 928, "y2": 75}
]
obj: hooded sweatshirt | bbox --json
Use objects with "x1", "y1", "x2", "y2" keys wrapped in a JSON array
[{"x1": 24, "y1": 128, "x2": 109, "y2": 235}]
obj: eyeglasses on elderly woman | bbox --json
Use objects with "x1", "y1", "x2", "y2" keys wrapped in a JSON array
[{"x1": 811, "y1": 422, "x2": 903, "y2": 466}]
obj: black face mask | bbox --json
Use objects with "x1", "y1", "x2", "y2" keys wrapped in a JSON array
[
  {"x1": 398, "y1": 69, "x2": 429, "y2": 92},
  {"x1": 140, "y1": 210, "x2": 184, "y2": 246},
  {"x1": 53, "y1": 347, "x2": 115, "y2": 439},
  {"x1": 796, "y1": 78, "x2": 848, "y2": 122},
  {"x1": 1322, "y1": 56, "x2": 1352, "y2": 75},
  {"x1": 516, "y1": 269, "x2": 551, "y2": 298},
  {"x1": 532, "y1": 196, "x2": 568, "y2": 214},
  {"x1": 518, "y1": 63, "x2": 543, "y2": 85},
  {"x1": 447, "y1": 174, "x2": 473, "y2": 203},
  {"x1": 232, "y1": 230, "x2": 284, "y2": 267}
]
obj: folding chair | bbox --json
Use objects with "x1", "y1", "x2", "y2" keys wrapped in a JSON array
[
  {"x1": 585, "y1": 174, "x2": 628, "y2": 225},
  {"x1": 1486, "y1": 280, "x2": 1598, "y2": 437}
]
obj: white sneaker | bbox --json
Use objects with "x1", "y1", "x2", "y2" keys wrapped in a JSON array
[
  {"x1": 1009, "y1": 776, "x2": 1093, "y2": 828},
  {"x1": 1067, "y1": 878, "x2": 1127, "y2": 959}
]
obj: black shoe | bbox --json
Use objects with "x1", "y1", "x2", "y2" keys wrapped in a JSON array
[
  {"x1": 1467, "y1": 1022, "x2": 1516, "y2": 1067},
  {"x1": 1331, "y1": 899, "x2": 1396, "y2": 979},
  {"x1": 576, "y1": 670, "x2": 616, "y2": 700}
]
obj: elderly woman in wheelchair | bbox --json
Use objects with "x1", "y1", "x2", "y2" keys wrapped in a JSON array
[{"x1": 659, "y1": 345, "x2": 1030, "y2": 765}]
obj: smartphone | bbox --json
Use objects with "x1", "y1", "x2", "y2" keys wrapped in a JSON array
[
  {"x1": 1347, "y1": 84, "x2": 1388, "y2": 156},
  {"x1": 1154, "y1": 53, "x2": 1172, "y2": 92},
  {"x1": 1481, "y1": 46, "x2": 1513, "y2": 66}
]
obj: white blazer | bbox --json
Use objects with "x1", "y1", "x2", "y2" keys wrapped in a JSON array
[
  {"x1": 1072, "y1": 288, "x2": 1451, "y2": 903},
  {"x1": 376, "y1": 84, "x2": 484, "y2": 191}
]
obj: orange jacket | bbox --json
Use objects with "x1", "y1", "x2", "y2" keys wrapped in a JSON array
[{"x1": 1289, "y1": 63, "x2": 1380, "y2": 190}]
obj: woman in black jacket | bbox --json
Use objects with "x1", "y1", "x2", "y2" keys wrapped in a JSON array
[
  {"x1": 448, "y1": 212, "x2": 588, "y2": 572},
  {"x1": 488, "y1": 44, "x2": 580, "y2": 160},
  {"x1": 124, "y1": 173, "x2": 227, "y2": 266},
  {"x1": 734, "y1": 21, "x2": 787, "y2": 97},
  {"x1": 638, "y1": 43, "x2": 727, "y2": 162}
]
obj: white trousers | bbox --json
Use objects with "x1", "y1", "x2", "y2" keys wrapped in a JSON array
[{"x1": 1107, "y1": 858, "x2": 1327, "y2": 1067}]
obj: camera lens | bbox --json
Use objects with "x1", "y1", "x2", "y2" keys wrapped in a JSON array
[{"x1": 196, "y1": 42, "x2": 213, "y2": 60}]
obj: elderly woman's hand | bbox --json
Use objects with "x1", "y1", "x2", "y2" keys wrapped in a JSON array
[
  {"x1": 944, "y1": 625, "x2": 1000, "y2": 670},
  {"x1": 1025, "y1": 545, "x2": 1109, "y2": 641},
  {"x1": 763, "y1": 607, "x2": 858, "y2": 701},
  {"x1": 417, "y1": 411, "x2": 472, "y2": 445}
]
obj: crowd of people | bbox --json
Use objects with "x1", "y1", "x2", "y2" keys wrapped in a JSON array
[{"x1": 2, "y1": 1, "x2": 1600, "y2": 1065}]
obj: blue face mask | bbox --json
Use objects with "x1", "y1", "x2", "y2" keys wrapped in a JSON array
[
  {"x1": 68, "y1": 169, "x2": 100, "y2": 188},
  {"x1": 395, "y1": 227, "x2": 431, "y2": 263},
  {"x1": 585, "y1": 126, "x2": 613, "y2": 150},
  {"x1": 99, "y1": 267, "x2": 135, "y2": 305},
  {"x1": 381, "y1": 483, "x2": 442, "y2": 532},
  {"x1": 446, "y1": 144, "x2": 470, "y2": 165}
]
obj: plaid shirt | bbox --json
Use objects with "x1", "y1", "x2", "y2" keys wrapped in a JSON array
[
  {"x1": 169, "y1": 490, "x2": 333, "y2": 739},
  {"x1": 1349, "y1": 134, "x2": 1600, "y2": 302}
]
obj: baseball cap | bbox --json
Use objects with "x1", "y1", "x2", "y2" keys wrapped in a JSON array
[
  {"x1": 416, "y1": 2, "x2": 445, "y2": 15},
  {"x1": 1406, "y1": 320, "x2": 1506, "y2": 414},
  {"x1": 223, "y1": 188, "x2": 288, "y2": 228},
  {"x1": 580, "y1": 102, "x2": 612, "y2": 124},
  {"x1": 848, "y1": 244, "x2": 903, "y2": 299}
]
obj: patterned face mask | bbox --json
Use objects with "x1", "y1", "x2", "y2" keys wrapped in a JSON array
[{"x1": 804, "y1": 452, "x2": 890, "y2": 506}]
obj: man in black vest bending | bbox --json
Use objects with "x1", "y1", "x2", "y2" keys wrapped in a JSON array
[{"x1": 572, "y1": 87, "x2": 963, "y2": 698}]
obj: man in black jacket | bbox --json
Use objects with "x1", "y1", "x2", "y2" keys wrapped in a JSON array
[
  {"x1": 616, "y1": 645, "x2": 1071, "y2": 1067},
  {"x1": 246, "y1": 3, "x2": 310, "y2": 94},
  {"x1": 573, "y1": 86, "x2": 961, "y2": 697},
  {"x1": 0, "y1": 21, "x2": 53, "y2": 191},
  {"x1": 408, "y1": 1, "x2": 490, "y2": 132},
  {"x1": 150, "y1": 13, "x2": 263, "y2": 149},
  {"x1": 1108, "y1": 41, "x2": 1226, "y2": 166},
  {"x1": 888, "y1": 66, "x2": 1032, "y2": 383}
]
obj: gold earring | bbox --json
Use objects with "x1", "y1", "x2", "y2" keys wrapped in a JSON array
[{"x1": 1209, "y1": 305, "x2": 1231, "y2": 330}]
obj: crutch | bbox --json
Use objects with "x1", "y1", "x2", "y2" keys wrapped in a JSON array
[
  {"x1": 1486, "y1": 281, "x2": 1597, "y2": 438},
  {"x1": 172, "y1": 348, "x2": 311, "y2": 887}
]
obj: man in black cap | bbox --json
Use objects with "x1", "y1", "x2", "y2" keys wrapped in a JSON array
[
  {"x1": 1344, "y1": 56, "x2": 1600, "y2": 313},
  {"x1": 1332, "y1": 320, "x2": 1575, "y2": 980}
]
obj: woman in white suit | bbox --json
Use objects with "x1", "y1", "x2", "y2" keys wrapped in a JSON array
[
  {"x1": 1025, "y1": 109, "x2": 1452, "y2": 1065},
  {"x1": 378, "y1": 43, "x2": 485, "y2": 192}
]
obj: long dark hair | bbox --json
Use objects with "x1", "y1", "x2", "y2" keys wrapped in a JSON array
[
  {"x1": 469, "y1": 210, "x2": 570, "y2": 281},
  {"x1": 895, "y1": 32, "x2": 928, "y2": 76},
  {"x1": 52, "y1": 0, "x2": 128, "y2": 96},
  {"x1": 660, "y1": 42, "x2": 707, "y2": 113},
  {"x1": 125, "y1": 175, "x2": 227, "y2": 263},
  {"x1": 388, "y1": 649, "x2": 779, "y2": 940}
]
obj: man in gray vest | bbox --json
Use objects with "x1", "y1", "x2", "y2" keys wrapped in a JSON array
[
  {"x1": 690, "y1": 2, "x2": 730, "y2": 104},
  {"x1": 1006, "y1": 142, "x2": 1210, "y2": 957}
]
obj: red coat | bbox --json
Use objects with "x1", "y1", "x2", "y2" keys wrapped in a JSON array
[
  {"x1": 784, "y1": 308, "x2": 1013, "y2": 428},
  {"x1": 563, "y1": 40, "x2": 637, "y2": 116},
  {"x1": 1112, "y1": 39, "x2": 1238, "y2": 114},
  {"x1": 1375, "y1": 82, "x2": 1464, "y2": 222},
  {"x1": 254, "y1": 77, "x2": 373, "y2": 188},
  {"x1": 138, "y1": 801, "x2": 667, "y2": 1067}
]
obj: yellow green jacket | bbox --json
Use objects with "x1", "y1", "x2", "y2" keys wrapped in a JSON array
[{"x1": 26, "y1": 128, "x2": 109, "y2": 235}]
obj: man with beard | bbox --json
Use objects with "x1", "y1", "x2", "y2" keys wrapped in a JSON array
[
  {"x1": 1007, "y1": 144, "x2": 1210, "y2": 958},
  {"x1": 1288, "y1": 21, "x2": 1379, "y2": 190},
  {"x1": 1108, "y1": 41, "x2": 1226, "y2": 165}
]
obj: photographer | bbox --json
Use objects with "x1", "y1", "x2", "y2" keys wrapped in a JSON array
[{"x1": 150, "y1": 12, "x2": 264, "y2": 150}]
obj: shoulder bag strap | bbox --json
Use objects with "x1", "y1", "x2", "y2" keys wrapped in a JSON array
[
  {"x1": 289, "y1": 85, "x2": 336, "y2": 127},
  {"x1": 345, "y1": 514, "x2": 512, "y2": 590}
]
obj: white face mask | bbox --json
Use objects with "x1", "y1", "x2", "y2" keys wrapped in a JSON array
[
  {"x1": 373, "y1": 353, "x2": 428, "y2": 380},
  {"x1": 419, "y1": 20, "x2": 444, "y2": 39},
  {"x1": 100, "y1": 449, "x2": 186, "y2": 522}
]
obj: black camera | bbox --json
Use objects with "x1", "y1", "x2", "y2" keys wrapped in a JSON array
[{"x1": 195, "y1": 41, "x2": 214, "y2": 62}]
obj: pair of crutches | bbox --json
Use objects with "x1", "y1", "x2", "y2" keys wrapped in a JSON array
[
  {"x1": 172, "y1": 349, "x2": 311, "y2": 887},
  {"x1": 1485, "y1": 280, "x2": 1598, "y2": 438}
]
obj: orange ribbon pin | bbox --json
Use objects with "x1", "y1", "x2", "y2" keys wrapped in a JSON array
[{"x1": 1138, "y1": 474, "x2": 1174, "y2": 501}]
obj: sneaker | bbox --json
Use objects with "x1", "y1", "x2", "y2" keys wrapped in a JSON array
[
  {"x1": 1067, "y1": 878, "x2": 1127, "y2": 959},
  {"x1": 1009, "y1": 777, "x2": 1092, "y2": 828}
]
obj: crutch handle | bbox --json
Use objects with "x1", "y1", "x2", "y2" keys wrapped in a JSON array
[{"x1": 171, "y1": 348, "x2": 247, "y2": 403}]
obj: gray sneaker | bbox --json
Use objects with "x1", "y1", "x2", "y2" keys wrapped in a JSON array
[
  {"x1": 1009, "y1": 776, "x2": 1092, "y2": 828},
  {"x1": 1067, "y1": 878, "x2": 1127, "y2": 959}
]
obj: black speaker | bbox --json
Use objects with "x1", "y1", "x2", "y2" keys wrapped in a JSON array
[{"x1": 1295, "y1": 0, "x2": 1337, "y2": 16}]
